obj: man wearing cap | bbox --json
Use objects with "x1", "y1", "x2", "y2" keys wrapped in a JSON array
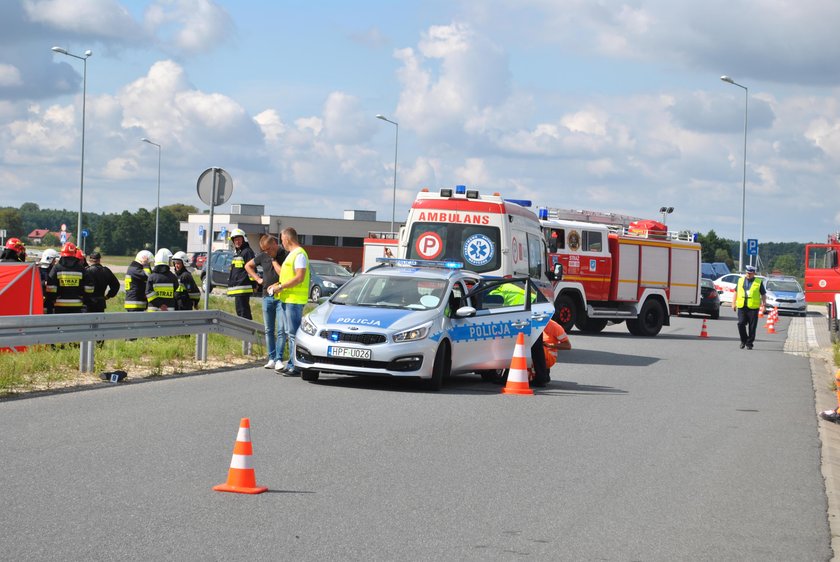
[
  {"x1": 732, "y1": 265, "x2": 766, "y2": 350},
  {"x1": 84, "y1": 252, "x2": 120, "y2": 313}
]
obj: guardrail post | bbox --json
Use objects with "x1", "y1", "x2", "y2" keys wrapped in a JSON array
[
  {"x1": 242, "y1": 341, "x2": 252, "y2": 356},
  {"x1": 196, "y1": 333, "x2": 208, "y2": 362},
  {"x1": 79, "y1": 341, "x2": 95, "y2": 373}
]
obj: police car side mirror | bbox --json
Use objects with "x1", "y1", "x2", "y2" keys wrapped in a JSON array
[
  {"x1": 455, "y1": 305, "x2": 476, "y2": 318},
  {"x1": 552, "y1": 263, "x2": 563, "y2": 280}
]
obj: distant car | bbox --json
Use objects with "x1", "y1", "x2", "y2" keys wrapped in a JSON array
[
  {"x1": 191, "y1": 251, "x2": 207, "y2": 270},
  {"x1": 293, "y1": 260, "x2": 555, "y2": 389},
  {"x1": 200, "y1": 250, "x2": 233, "y2": 290},
  {"x1": 701, "y1": 262, "x2": 717, "y2": 280},
  {"x1": 711, "y1": 262, "x2": 731, "y2": 278},
  {"x1": 765, "y1": 277, "x2": 807, "y2": 316},
  {"x1": 714, "y1": 273, "x2": 765, "y2": 305},
  {"x1": 308, "y1": 259, "x2": 353, "y2": 301},
  {"x1": 684, "y1": 278, "x2": 721, "y2": 319}
]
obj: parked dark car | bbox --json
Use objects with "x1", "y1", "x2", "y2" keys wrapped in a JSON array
[
  {"x1": 309, "y1": 259, "x2": 353, "y2": 301},
  {"x1": 711, "y1": 262, "x2": 731, "y2": 278},
  {"x1": 684, "y1": 277, "x2": 721, "y2": 319},
  {"x1": 701, "y1": 262, "x2": 717, "y2": 280},
  {"x1": 200, "y1": 250, "x2": 262, "y2": 296}
]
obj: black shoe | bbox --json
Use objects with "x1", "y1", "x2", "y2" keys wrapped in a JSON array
[
  {"x1": 820, "y1": 409, "x2": 840, "y2": 423},
  {"x1": 746, "y1": 344, "x2": 753, "y2": 350},
  {"x1": 532, "y1": 379, "x2": 549, "y2": 388},
  {"x1": 283, "y1": 370, "x2": 301, "y2": 377},
  {"x1": 739, "y1": 343, "x2": 746, "y2": 349}
]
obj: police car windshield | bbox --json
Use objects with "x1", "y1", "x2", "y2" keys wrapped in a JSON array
[
  {"x1": 406, "y1": 223, "x2": 501, "y2": 274},
  {"x1": 767, "y1": 280, "x2": 801, "y2": 292},
  {"x1": 331, "y1": 274, "x2": 448, "y2": 310}
]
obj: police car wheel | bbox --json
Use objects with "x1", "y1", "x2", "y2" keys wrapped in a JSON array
[
  {"x1": 301, "y1": 369, "x2": 319, "y2": 382},
  {"x1": 426, "y1": 343, "x2": 450, "y2": 391}
]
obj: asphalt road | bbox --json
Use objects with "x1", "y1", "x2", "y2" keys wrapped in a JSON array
[{"x1": 0, "y1": 308, "x2": 830, "y2": 561}]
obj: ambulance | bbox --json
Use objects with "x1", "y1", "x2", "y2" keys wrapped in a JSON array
[
  {"x1": 539, "y1": 207, "x2": 702, "y2": 336},
  {"x1": 399, "y1": 185, "x2": 550, "y2": 283}
]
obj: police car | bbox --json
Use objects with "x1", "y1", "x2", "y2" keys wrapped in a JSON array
[{"x1": 293, "y1": 259, "x2": 554, "y2": 389}]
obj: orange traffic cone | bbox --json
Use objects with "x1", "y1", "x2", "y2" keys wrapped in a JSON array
[
  {"x1": 502, "y1": 332, "x2": 534, "y2": 395},
  {"x1": 758, "y1": 308, "x2": 764, "y2": 318},
  {"x1": 213, "y1": 418, "x2": 268, "y2": 494},
  {"x1": 699, "y1": 318, "x2": 709, "y2": 338},
  {"x1": 767, "y1": 319, "x2": 776, "y2": 334}
]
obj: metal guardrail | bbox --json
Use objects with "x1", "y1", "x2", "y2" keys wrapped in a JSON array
[{"x1": 0, "y1": 311, "x2": 265, "y2": 373}]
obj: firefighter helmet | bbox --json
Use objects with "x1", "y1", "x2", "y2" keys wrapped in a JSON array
[
  {"x1": 171, "y1": 251, "x2": 188, "y2": 263},
  {"x1": 60, "y1": 242, "x2": 78, "y2": 257},
  {"x1": 154, "y1": 248, "x2": 173, "y2": 267},
  {"x1": 39, "y1": 248, "x2": 59, "y2": 264},
  {"x1": 75, "y1": 248, "x2": 84, "y2": 260},
  {"x1": 5, "y1": 237, "x2": 25, "y2": 254},
  {"x1": 229, "y1": 228, "x2": 247, "y2": 241},
  {"x1": 135, "y1": 250, "x2": 154, "y2": 264}
]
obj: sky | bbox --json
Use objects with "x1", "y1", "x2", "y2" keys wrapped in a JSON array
[{"x1": 2, "y1": 0, "x2": 840, "y2": 243}]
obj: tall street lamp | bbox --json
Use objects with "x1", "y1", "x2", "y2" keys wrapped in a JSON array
[
  {"x1": 721, "y1": 75, "x2": 748, "y2": 272},
  {"x1": 141, "y1": 138, "x2": 162, "y2": 252},
  {"x1": 51, "y1": 46, "x2": 92, "y2": 245},
  {"x1": 376, "y1": 114, "x2": 399, "y2": 234}
]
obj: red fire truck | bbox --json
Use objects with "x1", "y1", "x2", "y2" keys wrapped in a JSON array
[
  {"x1": 804, "y1": 233, "x2": 840, "y2": 341},
  {"x1": 540, "y1": 207, "x2": 702, "y2": 336}
]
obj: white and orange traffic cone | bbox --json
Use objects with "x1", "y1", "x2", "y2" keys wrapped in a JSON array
[
  {"x1": 502, "y1": 332, "x2": 533, "y2": 395},
  {"x1": 699, "y1": 318, "x2": 709, "y2": 338},
  {"x1": 767, "y1": 319, "x2": 776, "y2": 334},
  {"x1": 213, "y1": 418, "x2": 268, "y2": 494}
]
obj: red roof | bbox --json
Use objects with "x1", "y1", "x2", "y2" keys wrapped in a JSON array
[{"x1": 28, "y1": 229, "x2": 50, "y2": 238}]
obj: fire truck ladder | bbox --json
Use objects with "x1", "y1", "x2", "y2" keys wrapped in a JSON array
[{"x1": 539, "y1": 207, "x2": 647, "y2": 228}]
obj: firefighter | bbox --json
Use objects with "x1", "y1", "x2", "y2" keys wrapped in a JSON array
[
  {"x1": 84, "y1": 252, "x2": 120, "y2": 313},
  {"x1": 146, "y1": 248, "x2": 179, "y2": 311},
  {"x1": 171, "y1": 251, "x2": 200, "y2": 310},
  {"x1": 45, "y1": 242, "x2": 92, "y2": 313},
  {"x1": 38, "y1": 248, "x2": 60, "y2": 313},
  {"x1": 125, "y1": 250, "x2": 153, "y2": 312},
  {"x1": 541, "y1": 319, "x2": 572, "y2": 370},
  {"x1": 0, "y1": 238, "x2": 26, "y2": 262},
  {"x1": 227, "y1": 228, "x2": 256, "y2": 319}
]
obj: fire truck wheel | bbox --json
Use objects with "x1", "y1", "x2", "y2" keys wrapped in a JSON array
[
  {"x1": 576, "y1": 317, "x2": 608, "y2": 333},
  {"x1": 627, "y1": 299, "x2": 665, "y2": 337},
  {"x1": 553, "y1": 295, "x2": 577, "y2": 332}
]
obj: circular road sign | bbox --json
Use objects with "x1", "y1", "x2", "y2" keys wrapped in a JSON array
[
  {"x1": 415, "y1": 231, "x2": 443, "y2": 260},
  {"x1": 196, "y1": 167, "x2": 233, "y2": 207}
]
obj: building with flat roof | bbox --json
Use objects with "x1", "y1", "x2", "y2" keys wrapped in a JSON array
[{"x1": 180, "y1": 205, "x2": 398, "y2": 271}]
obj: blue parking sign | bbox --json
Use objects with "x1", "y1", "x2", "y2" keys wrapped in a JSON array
[{"x1": 746, "y1": 238, "x2": 758, "y2": 256}]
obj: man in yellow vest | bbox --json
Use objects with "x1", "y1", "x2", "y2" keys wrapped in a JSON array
[
  {"x1": 732, "y1": 265, "x2": 766, "y2": 350},
  {"x1": 266, "y1": 227, "x2": 310, "y2": 376}
]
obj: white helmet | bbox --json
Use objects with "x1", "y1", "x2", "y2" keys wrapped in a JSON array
[
  {"x1": 39, "y1": 248, "x2": 59, "y2": 264},
  {"x1": 154, "y1": 248, "x2": 173, "y2": 267},
  {"x1": 136, "y1": 250, "x2": 154, "y2": 264},
  {"x1": 171, "y1": 251, "x2": 188, "y2": 263},
  {"x1": 229, "y1": 228, "x2": 247, "y2": 241}
]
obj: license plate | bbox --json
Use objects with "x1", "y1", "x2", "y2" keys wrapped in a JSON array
[{"x1": 328, "y1": 346, "x2": 371, "y2": 360}]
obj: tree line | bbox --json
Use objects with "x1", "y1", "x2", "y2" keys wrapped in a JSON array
[
  {"x1": 0, "y1": 202, "x2": 197, "y2": 256},
  {"x1": 695, "y1": 230, "x2": 808, "y2": 277}
]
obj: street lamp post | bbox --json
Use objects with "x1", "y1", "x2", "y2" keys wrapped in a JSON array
[
  {"x1": 51, "y1": 46, "x2": 92, "y2": 245},
  {"x1": 376, "y1": 114, "x2": 399, "y2": 234},
  {"x1": 659, "y1": 206, "x2": 674, "y2": 224},
  {"x1": 721, "y1": 75, "x2": 749, "y2": 272},
  {"x1": 141, "y1": 138, "x2": 162, "y2": 252}
]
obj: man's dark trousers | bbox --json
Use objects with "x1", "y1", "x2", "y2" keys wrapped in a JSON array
[{"x1": 737, "y1": 306, "x2": 759, "y2": 346}]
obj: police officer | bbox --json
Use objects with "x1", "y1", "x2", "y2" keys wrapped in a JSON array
[
  {"x1": 125, "y1": 250, "x2": 153, "y2": 312},
  {"x1": 227, "y1": 228, "x2": 256, "y2": 320},
  {"x1": 171, "y1": 251, "x2": 200, "y2": 310},
  {"x1": 146, "y1": 248, "x2": 179, "y2": 311},
  {"x1": 45, "y1": 242, "x2": 92, "y2": 313},
  {"x1": 733, "y1": 265, "x2": 767, "y2": 350},
  {"x1": 84, "y1": 252, "x2": 120, "y2": 313},
  {"x1": 0, "y1": 238, "x2": 26, "y2": 262}
]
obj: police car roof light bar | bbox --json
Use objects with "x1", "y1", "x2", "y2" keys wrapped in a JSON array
[
  {"x1": 375, "y1": 257, "x2": 464, "y2": 269},
  {"x1": 504, "y1": 199, "x2": 532, "y2": 208}
]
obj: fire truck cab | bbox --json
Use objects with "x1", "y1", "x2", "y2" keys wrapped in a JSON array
[
  {"x1": 805, "y1": 233, "x2": 840, "y2": 341},
  {"x1": 541, "y1": 208, "x2": 701, "y2": 336}
]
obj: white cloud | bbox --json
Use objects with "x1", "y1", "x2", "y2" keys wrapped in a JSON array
[
  {"x1": 144, "y1": 0, "x2": 234, "y2": 55},
  {"x1": 0, "y1": 64, "x2": 23, "y2": 87},
  {"x1": 23, "y1": 0, "x2": 143, "y2": 41}
]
